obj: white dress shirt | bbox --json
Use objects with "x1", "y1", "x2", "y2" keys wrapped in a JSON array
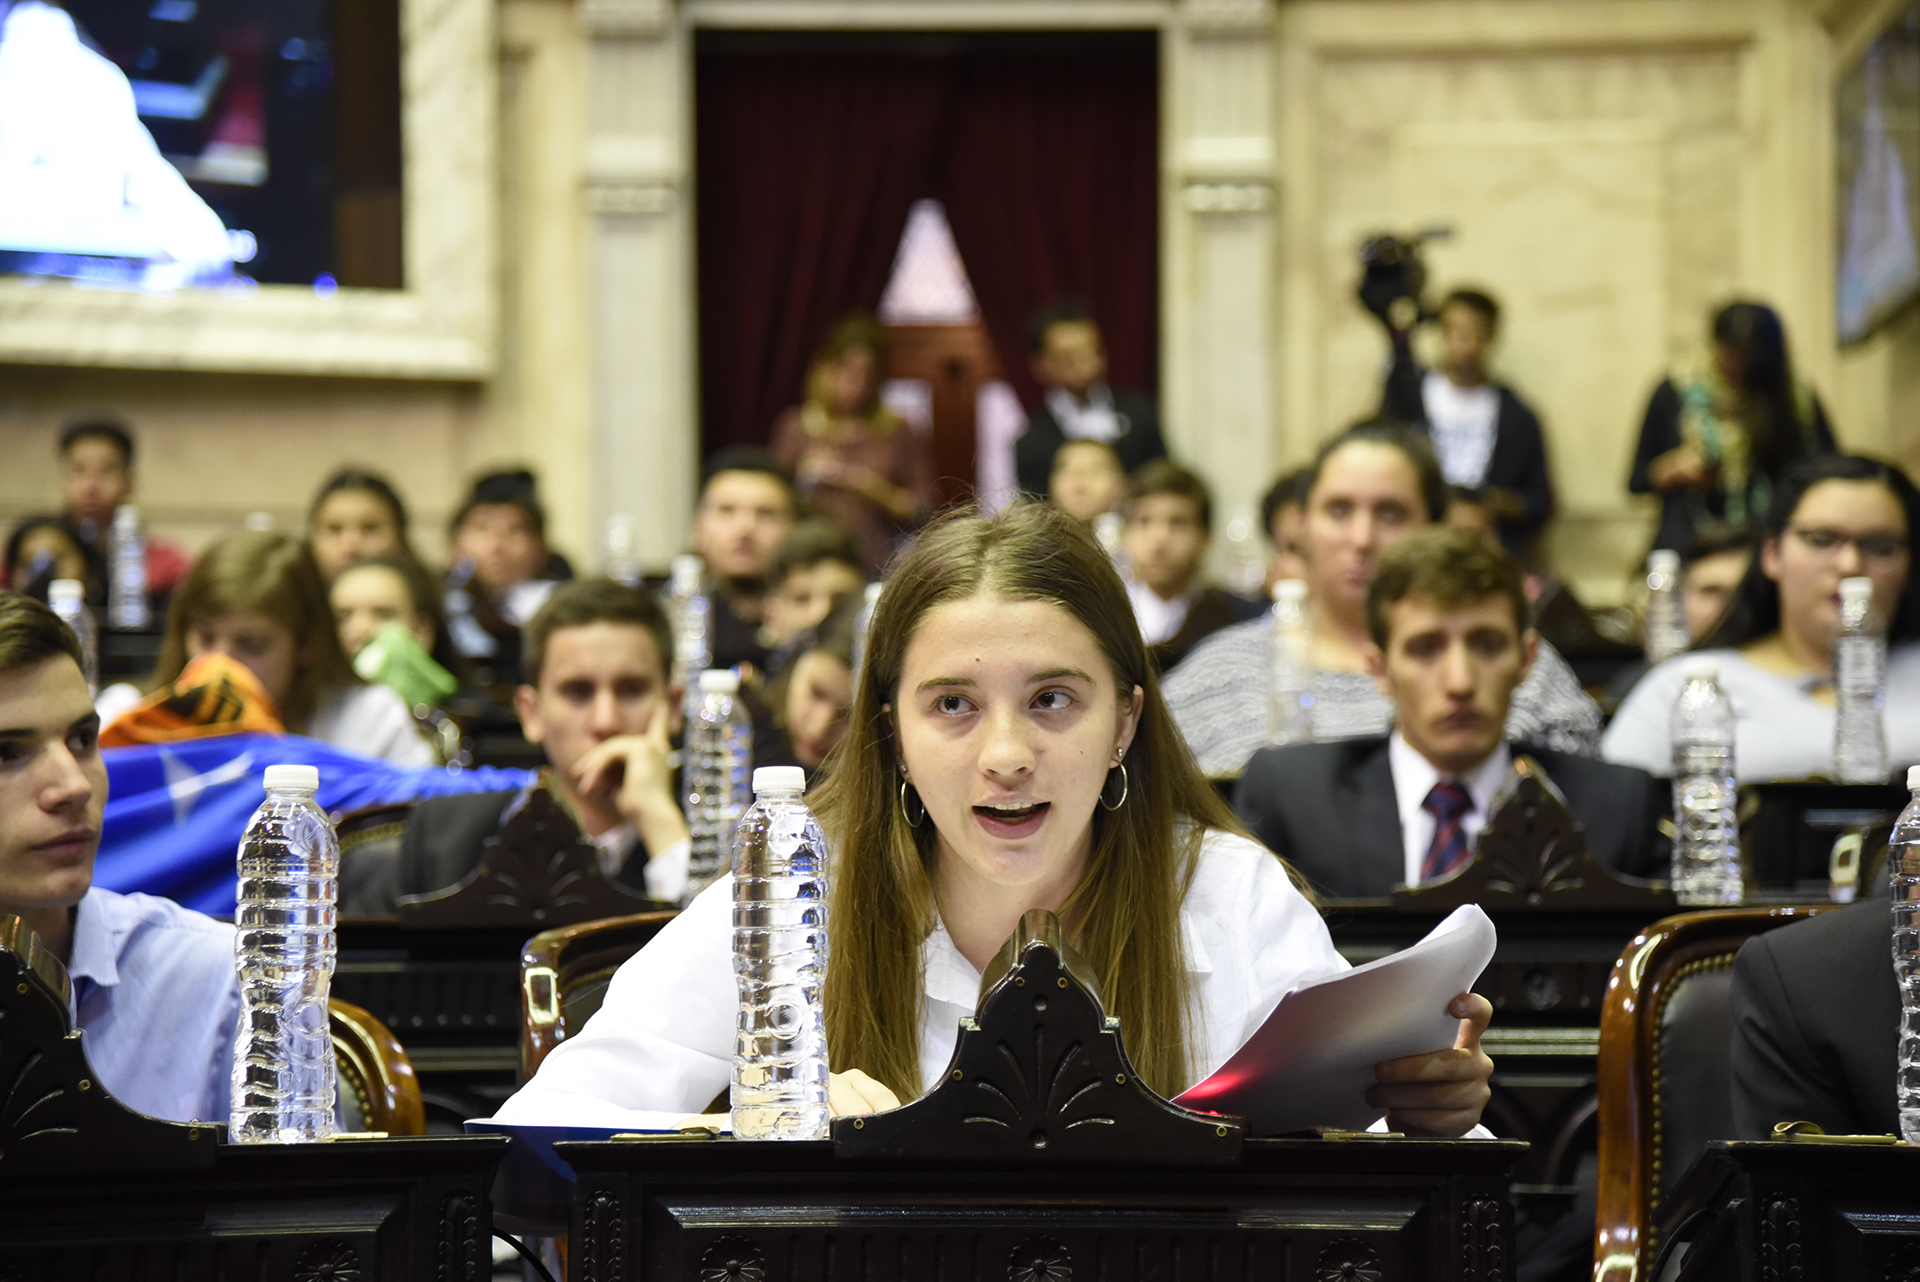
[
  {"x1": 1127, "y1": 579, "x2": 1196, "y2": 645},
  {"x1": 1388, "y1": 732, "x2": 1513, "y2": 888},
  {"x1": 493, "y1": 829, "x2": 1350, "y2": 1129},
  {"x1": 589, "y1": 822, "x2": 692, "y2": 903},
  {"x1": 1421, "y1": 371, "x2": 1500, "y2": 489},
  {"x1": 1045, "y1": 384, "x2": 1122, "y2": 442}
]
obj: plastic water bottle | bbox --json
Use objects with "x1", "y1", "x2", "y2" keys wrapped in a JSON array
[
  {"x1": 1093, "y1": 512, "x2": 1128, "y2": 576},
  {"x1": 1222, "y1": 504, "x2": 1267, "y2": 597},
  {"x1": 107, "y1": 505, "x2": 149, "y2": 631},
  {"x1": 1269, "y1": 579, "x2": 1313, "y2": 745},
  {"x1": 230, "y1": 765, "x2": 338, "y2": 1143},
  {"x1": 1834, "y1": 576, "x2": 1889, "y2": 784},
  {"x1": 1645, "y1": 549, "x2": 1689, "y2": 665},
  {"x1": 603, "y1": 515, "x2": 642, "y2": 587},
  {"x1": 668, "y1": 554, "x2": 711, "y2": 683},
  {"x1": 1670, "y1": 657, "x2": 1743, "y2": 905},
  {"x1": 1890, "y1": 765, "x2": 1920, "y2": 1142},
  {"x1": 731, "y1": 765, "x2": 829, "y2": 1140},
  {"x1": 47, "y1": 580, "x2": 98, "y2": 695},
  {"x1": 684, "y1": 669, "x2": 753, "y2": 903},
  {"x1": 849, "y1": 581, "x2": 882, "y2": 695}
]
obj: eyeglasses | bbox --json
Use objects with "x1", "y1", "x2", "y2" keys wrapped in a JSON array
[{"x1": 1788, "y1": 526, "x2": 1910, "y2": 564}]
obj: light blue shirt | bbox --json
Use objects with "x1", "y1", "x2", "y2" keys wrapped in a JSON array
[{"x1": 69, "y1": 886, "x2": 239, "y2": 1125}]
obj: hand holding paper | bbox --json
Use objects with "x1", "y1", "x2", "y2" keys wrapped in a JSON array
[{"x1": 1175, "y1": 904, "x2": 1498, "y2": 1135}]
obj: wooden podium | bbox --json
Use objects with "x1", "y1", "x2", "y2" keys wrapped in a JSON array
[
  {"x1": 0, "y1": 914, "x2": 509, "y2": 1280},
  {"x1": 558, "y1": 912, "x2": 1525, "y2": 1281}
]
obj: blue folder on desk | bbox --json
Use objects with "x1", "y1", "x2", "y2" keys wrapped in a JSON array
[{"x1": 465, "y1": 1121, "x2": 629, "y2": 1233}]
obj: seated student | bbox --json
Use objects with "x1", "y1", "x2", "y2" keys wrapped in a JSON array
[
  {"x1": 690, "y1": 449, "x2": 799, "y2": 672},
  {"x1": 1729, "y1": 892, "x2": 1898, "y2": 1138},
  {"x1": 0, "y1": 592, "x2": 238, "y2": 1124},
  {"x1": 308, "y1": 468, "x2": 413, "y2": 583},
  {"x1": 53, "y1": 416, "x2": 191, "y2": 597},
  {"x1": 767, "y1": 599, "x2": 858, "y2": 773},
  {"x1": 1260, "y1": 466, "x2": 1311, "y2": 592},
  {"x1": 1163, "y1": 421, "x2": 1602, "y2": 778},
  {"x1": 4, "y1": 516, "x2": 99, "y2": 599},
  {"x1": 443, "y1": 470, "x2": 569, "y2": 683},
  {"x1": 338, "y1": 578, "x2": 691, "y2": 913},
  {"x1": 493, "y1": 503, "x2": 1494, "y2": 1134},
  {"x1": 1235, "y1": 527, "x2": 1668, "y2": 898},
  {"x1": 1604, "y1": 454, "x2": 1920, "y2": 782},
  {"x1": 761, "y1": 518, "x2": 865, "y2": 656},
  {"x1": 329, "y1": 553, "x2": 462, "y2": 719},
  {"x1": 1605, "y1": 522, "x2": 1752, "y2": 707},
  {"x1": 1122, "y1": 461, "x2": 1263, "y2": 674},
  {"x1": 1014, "y1": 300, "x2": 1168, "y2": 499},
  {"x1": 1049, "y1": 438, "x2": 1128, "y2": 524},
  {"x1": 96, "y1": 531, "x2": 436, "y2": 766}
]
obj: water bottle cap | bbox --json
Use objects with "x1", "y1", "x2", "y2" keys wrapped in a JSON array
[
  {"x1": 671, "y1": 553, "x2": 703, "y2": 584},
  {"x1": 697, "y1": 668, "x2": 739, "y2": 693},
  {"x1": 263, "y1": 764, "x2": 319, "y2": 792},
  {"x1": 1648, "y1": 549, "x2": 1680, "y2": 574},
  {"x1": 1680, "y1": 656, "x2": 1719, "y2": 681},
  {"x1": 1272, "y1": 578, "x2": 1308, "y2": 605},
  {"x1": 47, "y1": 579, "x2": 83, "y2": 604},
  {"x1": 112, "y1": 504, "x2": 140, "y2": 528},
  {"x1": 864, "y1": 581, "x2": 883, "y2": 606},
  {"x1": 1841, "y1": 576, "x2": 1874, "y2": 605},
  {"x1": 753, "y1": 765, "x2": 806, "y2": 794},
  {"x1": 1909, "y1": 764, "x2": 1920, "y2": 791}
]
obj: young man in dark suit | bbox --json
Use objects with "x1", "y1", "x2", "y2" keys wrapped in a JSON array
[
  {"x1": 339, "y1": 579, "x2": 691, "y2": 912},
  {"x1": 1233, "y1": 526, "x2": 1666, "y2": 898},
  {"x1": 1380, "y1": 288, "x2": 1554, "y2": 556},
  {"x1": 1014, "y1": 300, "x2": 1166, "y2": 499},
  {"x1": 1121, "y1": 461, "x2": 1262, "y2": 674}
]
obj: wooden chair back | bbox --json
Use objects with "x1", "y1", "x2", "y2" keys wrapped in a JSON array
[
  {"x1": 519, "y1": 910, "x2": 679, "y2": 1078},
  {"x1": 1592, "y1": 906, "x2": 1829, "y2": 1281},
  {"x1": 329, "y1": 996, "x2": 426, "y2": 1135}
]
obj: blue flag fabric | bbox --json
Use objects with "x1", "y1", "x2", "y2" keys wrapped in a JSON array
[{"x1": 100, "y1": 733, "x2": 536, "y2": 915}]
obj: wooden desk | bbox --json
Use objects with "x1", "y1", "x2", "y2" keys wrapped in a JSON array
[{"x1": 1655, "y1": 1139, "x2": 1920, "y2": 1280}]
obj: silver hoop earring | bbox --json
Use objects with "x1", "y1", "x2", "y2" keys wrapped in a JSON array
[
  {"x1": 899, "y1": 779, "x2": 927, "y2": 827},
  {"x1": 1099, "y1": 763, "x2": 1130, "y2": 812}
]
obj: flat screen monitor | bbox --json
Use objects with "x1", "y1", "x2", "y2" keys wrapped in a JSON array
[
  {"x1": 0, "y1": 0, "x2": 399, "y2": 291},
  {"x1": 1837, "y1": 3, "x2": 1920, "y2": 345}
]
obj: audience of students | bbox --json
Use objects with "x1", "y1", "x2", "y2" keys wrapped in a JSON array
[
  {"x1": 96, "y1": 531, "x2": 437, "y2": 766},
  {"x1": 1162, "y1": 421, "x2": 1602, "y2": 778},
  {"x1": 768, "y1": 598, "x2": 858, "y2": 774},
  {"x1": 1260, "y1": 466, "x2": 1311, "y2": 591},
  {"x1": 760, "y1": 518, "x2": 865, "y2": 656},
  {"x1": 1381, "y1": 287, "x2": 1555, "y2": 555},
  {"x1": 53, "y1": 417, "x2": 192, "y2": 598},
  {"x1": 687, "y1": 450, "x2": 800, "y2": 675},
  {"x1": 340, "y1": 579, "x2": 690, "y2": 914},
  {"x1": 1015, "y1": 300, "x2": 1167, "y2": 499},
  {"x1": 770, "y1": 315, "x2": 936, "y2": 575},
  {"x1": 495, "y1": 503, "x2": 1494, "y2": 1133},
  {"x1": 1121, "y1": 461, "x2": 1263, "y2": 673},
  {"x1": 443, "y1": 470, "x2": 569, "y2": 684},
  {"x1": 1631, "y1": 301, "x2": 1836, "y2": 555},
  {"x1": 1604, "y1": 453, "x2": 1920, "y2": 781},
  {"x1": 1235, "y1": 527, "x2": 1668, "y2": 897},
  {"x1": 330, "y1": 554, "x2": 443, "y2": 663},
  {"x1": 1049, "y1": 437, "x2": 1128, "y2": 524},
  {"x1": 0, "y1": 592, "x2": 238, "y2": 1124},
  {"x1": 308, "y1": 468, "x2": 412, "y2": 583}
]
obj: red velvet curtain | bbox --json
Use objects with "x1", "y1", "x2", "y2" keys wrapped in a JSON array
[{"x1": 694, "y1": 35, "x2": 1159, "y2": 455}]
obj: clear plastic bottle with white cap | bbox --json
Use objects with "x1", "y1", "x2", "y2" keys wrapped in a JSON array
[
  {"x1": 1890, "y1": 764, "x2": 1920, "y2": 1141},
  {"x1": 602, "y1": 514, "x2": 642, "y2": 587},
  {"x1": 47, "y1": 579, "x2": 98, "y2": 695},
  {"x1": 1644, "y1": 548, "x2": 1689, "y2": 665},
  {"x1": 683, "y1": 669, "x2": 753, "y2": 903},
  {"x1": 230, "y1": 764, "x2": 338, "y2": 1142},
  {"x1": 849, "y1": 581, "x2": 883, "y2": 696},
  {"x1": 1269, "y1": 578, "x2": 1313, "y2": 745},
  {"x1": 1834, "y1": 575, "x2": 1889, "y2": 784},
  {"x1": 107, "y1": 504, "x2": 149, "y2": 631},
  {"x1": 667, "y1": 553, "x2": 711, "y2": 687},
  {"x1": 1670, "y1": 656, "x2": 1743, "y2": 905},
  {"x1": 731, "y1": 764, "x2": 829, "y2": 1140}
]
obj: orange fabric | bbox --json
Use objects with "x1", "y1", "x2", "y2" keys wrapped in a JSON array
[{"x1": 100, "y1": 652, "x2": 285, "y2": 747}]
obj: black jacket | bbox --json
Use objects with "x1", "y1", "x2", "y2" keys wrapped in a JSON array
[
  {"x1": 1231, "y1": 736, "x2": 1669, "y2": 899},
  {"x1": 1730, "y1": 897, "x2": 1899, "y2": 1139},
  {"x1": 1381, "y1": 342, "x2": 1554, "y2": 554},
  {"x1": 1150, "y1": 587, "x2": 1265, "y2": 676},
  {"x1": 1014, "y1": 387, "x2": 1167, "y2": 498}
]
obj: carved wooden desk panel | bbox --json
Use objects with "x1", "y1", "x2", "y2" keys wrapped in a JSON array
[
  {"x1": 560, "y1": 1134, "x2": 1525, "y2": 1282},
  {"x1": 1656, "y1": 1140, "x2": 1920, "y2": 1281}
]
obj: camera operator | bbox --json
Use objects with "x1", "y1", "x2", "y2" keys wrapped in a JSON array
[{"x1": 1376, "y1": 282, "x2": 1555, "y2": 558}]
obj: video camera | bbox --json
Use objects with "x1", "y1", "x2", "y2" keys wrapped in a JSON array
[{"x1": 1355, "y1": 227, "x2": 1452, "y2": 330}]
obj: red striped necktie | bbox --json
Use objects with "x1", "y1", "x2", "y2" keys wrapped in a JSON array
[{"x1": 1420, "y1": 779, "x2": 1475, "y2": 883}]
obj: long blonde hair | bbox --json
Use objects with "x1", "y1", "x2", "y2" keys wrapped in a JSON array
[{"x1": 813, "y1": 502, "x2": 1260, "y2": 1101}]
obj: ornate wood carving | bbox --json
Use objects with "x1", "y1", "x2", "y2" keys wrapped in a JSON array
[
  {"x1": 578, "y1": 1187, "x2": 627, "y2": 1281},
  {"x1": 396, "y1": 788, "x2": 661, "y2": 929},
  {"x1": 436, "y1": 1189, "x2": 487, "y2": 1282},
  {"x1": 1760, "y1": 1194, "x2": 1805, "y2": 1282},
  {"x1": 1007, "y1": 1235, "x2": 1073, "y2": 1282},
  {"x1": 1315, "y1": 1238, "x2": 1385, "y2": 1282},
  {"x1": 1392, "y1": 760, "x2": 1676, "y2": 912},
  {"x1": 698, "y1": 1236, "x2": 766, "y2": 1282},
  {"x1": 834, "y1": 909, "x2": 1242, "y2": 1165},
  {"x1": 1461, "y1": 1195, "x2": 1511, "y2": 1281},
  {"x1": 291, "y1": 1239, "x2": 363, "y2": 1281},
  {"x1": 0, "y1": 914, "x2": 217, "y2": 1174}
]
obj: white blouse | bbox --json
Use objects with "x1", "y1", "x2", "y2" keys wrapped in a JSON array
[{"x1": 493, "y1": 829, "x2": 1352, "y2": 1130}]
